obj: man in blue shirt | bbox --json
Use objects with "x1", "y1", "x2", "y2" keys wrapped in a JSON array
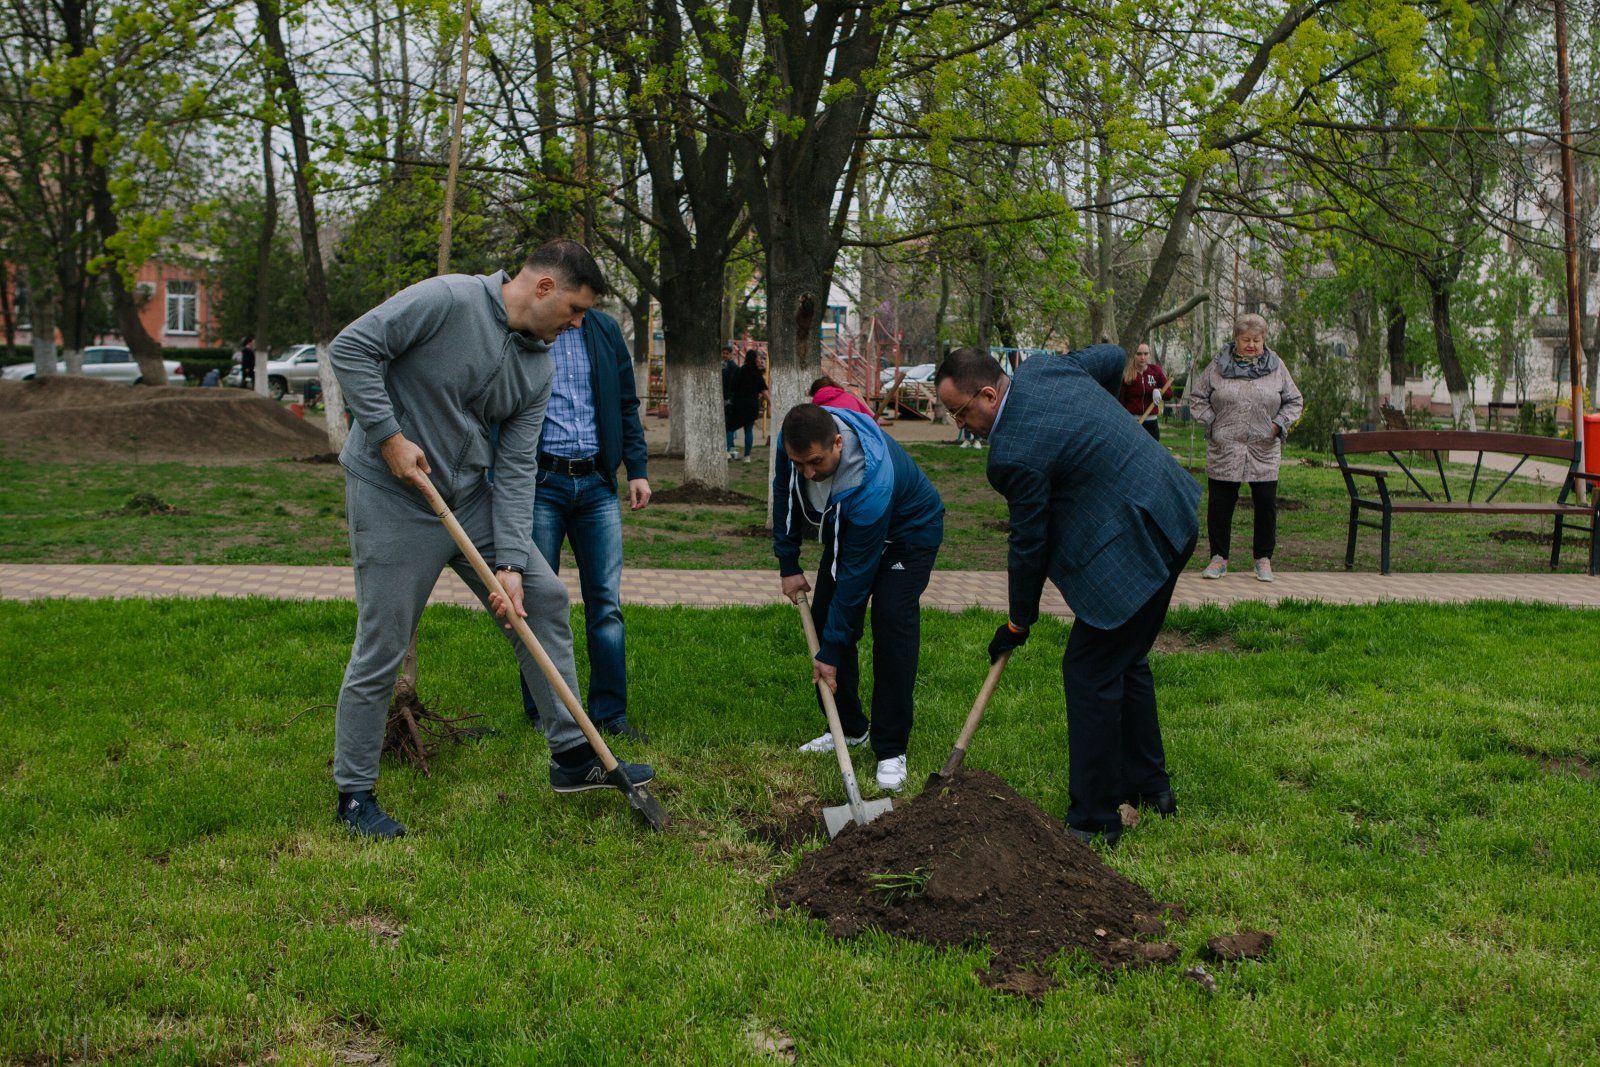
[
  {"x1": 772, "y1": 403, "x2": 944, "y2": 792},
  {"x1": 519, "y1": 309, "x2": 653, "y2": 742}
]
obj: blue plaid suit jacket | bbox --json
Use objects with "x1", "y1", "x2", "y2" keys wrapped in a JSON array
[{"x1": 987, "y1": 344, "x2": 1201, "y2": 630}]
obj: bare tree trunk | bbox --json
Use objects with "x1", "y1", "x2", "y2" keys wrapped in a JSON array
[
  {"x1": 259, "y1": 0, "x2": 346, "y2": 449},
  {"x1": 1386, "y1": 307, "x2": 1408, "y2": 410},
  {"x1": 29, "y1": 273, "x2": 58, "y2": 376},
  {"x1": 1426, "y1": 279, "x2": 1474, "y2": 428},
  {"x1": 253, "y1": 120, "x2": 277, "y2": 397}
]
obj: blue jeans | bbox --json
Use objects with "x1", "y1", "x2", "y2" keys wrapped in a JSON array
[
  {"x1": 726, "y1": 423, "x2": 753, "y2": 456},
  {"x1": 519, "y1": 469, "x2": 629, "y2": 726}
]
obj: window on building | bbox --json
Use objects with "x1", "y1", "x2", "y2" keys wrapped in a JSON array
[{"x1": 165, "y1": 280, "x2": 198, "y2": 335}]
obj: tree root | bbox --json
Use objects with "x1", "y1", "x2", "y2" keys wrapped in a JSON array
[{"x1": 382, "y1": 684, "x2": 485, "y2": 777}]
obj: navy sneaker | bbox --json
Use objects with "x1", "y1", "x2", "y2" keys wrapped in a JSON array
[
  {"x1": 1125, "y1": 788, "x2": 1178, "y2": 817},
  {"x1": 596, "y1": 718, "x2": 651, "y2": 744},
  {"x1": 1066, "y1": 821, "x2": 1123, "y2": 849},
  {"x1": 549, "y1": 757, "x2": 656, "y2": 794},
  {"x1": 335, "y1": 791, "x2": 406, "y2": 839}
]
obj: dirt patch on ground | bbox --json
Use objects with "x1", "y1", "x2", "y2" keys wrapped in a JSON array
[
  {"x1": 772, "y1": 769, "x2": 1184, "y2": 990},
  {"x1": 1204, "y1": 930, "x2": 1275, "y2": 961},
  {"x1": 1152, "y1": 630, "x2": 1241, "y2": 654},
  {"x1": 651, "y1": 482, "x2": 761, "y2": 506},
  {"x1": 741, "y1": 790, "x2": 827, "y2": 850},
  {"x1": 1239, "y1": 496, "x2": 1307, "y2": 511},
  {"x1": 985, "y1": 519, "x2": 1012, "y2": 532},
  {"x1": 1527, "y1": 752, "x2": 1598, "y2": 781},
  {"x1": 103, "y1": 491, "x2": 190, "y2": 517},
  {"x1": 731, "y1": 523, "x2": 775, "y2": 538},
  {"x1": 1491, "y1": 527, "x2": 1589, "y2": 547},
  {"x1": 0, "y1": 377, "x2": 329, "y2": 461}
]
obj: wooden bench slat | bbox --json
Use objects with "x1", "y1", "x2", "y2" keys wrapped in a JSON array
[{"x1": 1386, "y1": 502, "x2": 1593, "y2": 514}]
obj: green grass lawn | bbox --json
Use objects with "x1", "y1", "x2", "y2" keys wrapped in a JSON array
[
  {"x1": 3, "y1": 598, "x2": 1598, "y2": 1062},
  {"x1": 1, "y1": 433, "x2": 1590, "y2": 572}
]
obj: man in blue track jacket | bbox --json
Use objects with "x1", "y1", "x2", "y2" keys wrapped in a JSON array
[
  {"x1": 772, "y1": 403, "x2": 944, "y2": 792},
  {"x1": 935, "y1": 345, "x2": 1200, "y2": 847}
]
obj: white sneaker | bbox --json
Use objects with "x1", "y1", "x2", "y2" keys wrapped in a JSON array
[
  {"x1": 797, "y1": 730, "x2": 869, "y2": 754},
  {"x1": 727, "y1": 449, "x2": 738, "y2": 460},
  {"x1": 1201, "y1": 555, "x2": 1228, "y2": 579},
  {"x1": 1254, "y1": 558, "x2": 1274, "y2": 583},
  {"x1": 876, "y1": 755, "x2": 908, "y2": 792},
  {"x1": 742, "y1": 454, "x2": 752, "y2": 463}
]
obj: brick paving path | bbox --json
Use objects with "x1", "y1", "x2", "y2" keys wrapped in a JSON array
[{"x1": 4, "y1": 564, "x2": 1597, "y2": 614}]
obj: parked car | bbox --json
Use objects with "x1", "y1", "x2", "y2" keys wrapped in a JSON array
[
  {"x1": 878, "y1": 362, "x2": 937, "y2": 388},
  {"x1": 1, "y1": 345, "x2": 186, "y2": 385},
  {"x1": 223, "y1": 343, "x2": 320, "y2": 399}
]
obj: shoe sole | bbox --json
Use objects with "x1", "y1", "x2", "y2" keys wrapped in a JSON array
[{"x1": 551, "y1": 770, "x2": 656, "y2": 794}]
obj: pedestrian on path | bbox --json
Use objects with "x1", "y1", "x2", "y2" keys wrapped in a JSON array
[
  {"x1": 325, "y1": 239, "x2": 652, "y2": 840},
  {"x1": 518, "y1": 308, "x2": 652, "y2": 744},
  {"x1": 935, "y1": 345, "x2": 1200, "y2": 846},
  {"x1": 1118, "y1": 342, "x2": 1168, "y2": 440},
  {"x1": 1186, "y1": 314, "x2": 1304, "y2": 584},
  {"x1": 773, "y1": 402, "x2": 945, "y2": 793},
  {"x1": 726, "y1": 351, "x2": 766, "y2": 461}
]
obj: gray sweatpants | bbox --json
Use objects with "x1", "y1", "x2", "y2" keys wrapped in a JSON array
[{"x1": 333, "y1": 473, "x2": 588, "y2": 792}]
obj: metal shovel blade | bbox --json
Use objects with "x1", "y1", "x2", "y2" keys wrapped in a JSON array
[
  {"x1": 609, "y1": 769, "x2": 670, "y2": 832},
  {"x1": 822, "y1": 797, "x2": 894, "y2": 839}
]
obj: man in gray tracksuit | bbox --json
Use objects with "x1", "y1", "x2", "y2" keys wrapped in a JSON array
[{"x1": 327, "y1": 239, "x2": 653, "y2": 839}]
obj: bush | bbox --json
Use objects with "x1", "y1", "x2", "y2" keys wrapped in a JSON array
[
  {"x1": 1, "y1": 345, "x2": 33, "y2": 366},
  {"x1": 1287, "y1": 357, "x2": 1355, "y2": 453}
]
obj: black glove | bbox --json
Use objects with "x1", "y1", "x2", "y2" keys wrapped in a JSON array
[{"x1": 988, "y1": 622, "x2": 1028, "y2": 663}]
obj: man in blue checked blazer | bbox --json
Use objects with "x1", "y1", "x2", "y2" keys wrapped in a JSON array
[{"x1": 935, "y1": 345, "x2": 1200, "y2": 846}]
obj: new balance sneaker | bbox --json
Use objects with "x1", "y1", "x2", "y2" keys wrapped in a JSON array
[
  {"x1": 335, "y1": 791, "x2": 406, "y2": 840},
  {"x1": 797, "y1": 730, "x2": 869, "y2": 754},
  {"x1": 876, "y1": 755, "x2": 908, "y2": 792},
  {"x1": 1254, "y1": 558, "x2": 1275, "y2": 583},
  {"x1": 549, "y1": 756, "x2": 656, "y2": 793},
  {"x1": 1200, "y1": 555, "x2": 1228, "y2": 579}
]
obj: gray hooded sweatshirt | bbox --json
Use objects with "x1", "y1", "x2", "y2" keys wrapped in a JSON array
[{"x1": 328, "y1": 271, "x2": 551, "y2": 572}]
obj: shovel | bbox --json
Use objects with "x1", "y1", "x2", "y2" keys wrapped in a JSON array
[
  {"x1": 415, "y1": 472, "x2": 668, "y2": 831},
  {"x1": 926, "y1": 653, "x2": 1009, "y2": 788},
  {"x1": 795, "y1": 592, "x2": 893, "y2": 838}
]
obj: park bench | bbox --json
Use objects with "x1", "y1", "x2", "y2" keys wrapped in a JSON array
[{"x1": 1331, "y1": 429, "x2": 1599, "y2": 576}]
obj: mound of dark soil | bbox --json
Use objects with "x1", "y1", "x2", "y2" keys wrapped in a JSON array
[
  {"x1": 651, "y1": 482, "x2": 759, "y2": 506},
  {"x1": 773, "y1": 769, "x2": 1183, "y2": 988},
  {"x1": 0, "y1": 377, "x2": 329, "y2": 461}
]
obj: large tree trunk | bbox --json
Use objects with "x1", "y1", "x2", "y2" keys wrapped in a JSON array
[
  {"x1": 253, "y1": 120, "x2": 277, "y2": 397},
  {"x1": 1386, "y1": 306, "x2": 1408, "y2": 411},
  {"x1": 1426, "y1": 278, "x2": 1474, "y2": 428},
  {"x1": 29, "y1": 274, "x2": 58, "y2": 377},
  {"x1": 260, "y1": 0, "x2": 346, "y2": 449},
  {"x1": 659, "y1": 258, "x2": 729, "y2": 488},
  {"x1": 83, "y1": 168, "x2": 168, "y2": 386}
]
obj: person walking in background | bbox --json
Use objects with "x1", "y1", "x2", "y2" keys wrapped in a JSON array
[
  {"x1": 1119, "y1": 342, "x2": 1168, "y2": 440},
  {"x1": 238, "y1": 336, "x2": 256, "y2": 390},
  {"x1": 517, "y1": 306, "x2": 652, "y2": 744},
  {"x1": 934, "y1": 345, "x2": 1199, "y2": 847},
  {"x1": 1186, "y1": 314, "x2": 1304, "y2": 584},
  {"x1": 810, "y1": 375, "x2": 873, "y2": 415},
  {"x1": 726, "y1": 350, "x2": 767, "y2": 462}
]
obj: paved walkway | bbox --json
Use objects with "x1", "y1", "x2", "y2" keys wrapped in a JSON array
[{"x1": 3, "y1": 564, "x2": 1597, "y2": 614}]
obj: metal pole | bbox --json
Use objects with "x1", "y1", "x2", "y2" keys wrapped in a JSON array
[
  {"x1": 437, "y1": 0, "x2": 474, "y2": 275},
  {"x1": 1555, "y1": 0, "x2": 1584, "y2": 456}
]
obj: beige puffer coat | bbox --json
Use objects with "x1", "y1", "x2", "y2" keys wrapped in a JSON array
[{"x1": 1187, "y1": 349, "x2": 1304, "y2": 483}]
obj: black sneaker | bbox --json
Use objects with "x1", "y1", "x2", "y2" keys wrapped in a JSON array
[
  {"x1": 335, "y1": 791, "x2": 406, "y2": 839},
  {"x1": 1066, "y1": 821, "x2": 1123, "y2": 849},
  {"x1": 549, "y1": 757, "x2": 656, "y2": 793},
  {"x1": 596, "y1": 718, "x2": 651, "y2": 744},
  {"x1": 1126, "y1": 789, "x2": 1178, "y2": 817}
]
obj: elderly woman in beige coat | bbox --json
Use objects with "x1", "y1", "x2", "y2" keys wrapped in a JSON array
[{"x1": 1187, "y1": 314, "x2": 1304, "y2": 582}]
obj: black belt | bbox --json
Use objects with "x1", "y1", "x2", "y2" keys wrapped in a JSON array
[{"x1": 538, "y1": 452, "x2": 598, "y2": 476}]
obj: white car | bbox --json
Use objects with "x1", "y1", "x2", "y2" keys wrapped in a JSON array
[
  {"x1": 224, "y1": 343, "x2": 320, "y2": 400},
  {"x1": 878, "y1": 363, "x2": 937, "y2": 388},
  {"x1": 1, "y1": 345, "x2": 186, "y2": 385}
]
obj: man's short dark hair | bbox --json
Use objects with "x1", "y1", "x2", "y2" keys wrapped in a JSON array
[
  {"x1": 935, "y1": 347, "x2": 1004, "y2": 393},
  {"x1": 781, "y1": 403, "x2": 840, "y2": 453},
  {"x1": 524, "y1": 239, "x2": 609, "y2": 297}
]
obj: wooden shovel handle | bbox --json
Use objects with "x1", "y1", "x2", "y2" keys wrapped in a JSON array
[
  {"x1": 795, "y1": 592, "x2": 870, "y2": 824},
  {"x1": 414, "y1": 473, "x2": 619, "y2": 773},
  {"x1": 938, "y1": 654, "x2": 1009, "y2": 778}
]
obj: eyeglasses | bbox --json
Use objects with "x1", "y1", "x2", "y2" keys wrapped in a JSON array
[{"x1": 947, "y1": 387, "x2": 986, "y2": 423}]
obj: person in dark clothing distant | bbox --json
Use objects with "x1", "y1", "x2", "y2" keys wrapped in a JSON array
[
  {"x1": 1119, "y1": 342, "x2": 1168, "y2": 440},
  {"x1": 773, "y1": 403, "x2": 944, "y2": 792},
  {"x1": 726, "y1": 351, "x2": 766, "y2": 462},
  {"x1": 238, "y1": 336, "x2": 256, "y2": 390},
  {"x1": 936, "y1": 345, "x2": 1200, "y2": 847}
]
